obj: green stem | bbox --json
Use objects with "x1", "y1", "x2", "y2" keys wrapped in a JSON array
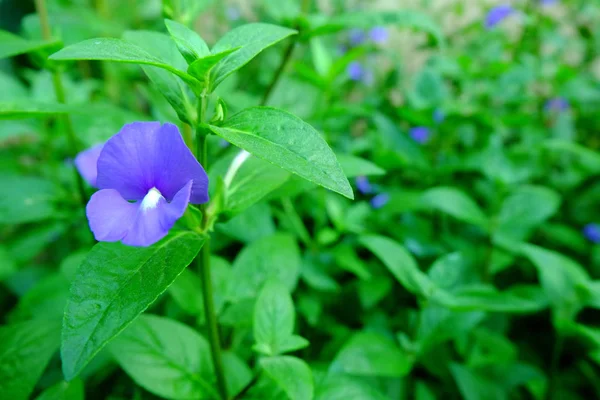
[
  {"x1": 260, "y1": 37, "x2": 297, "y2": 106},
  {"x1": 35, "y1": 0, "x2": 87, "y2": 209},
  {"x1": 195, "y1": 95, "x2": 227, "y2": 400}
]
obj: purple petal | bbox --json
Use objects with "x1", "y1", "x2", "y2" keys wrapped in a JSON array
[
  {"x1": 544, "y1": 97, "x2": 569, "y2": 112},
  {"x1": 122, "y1": 180, "x2": 193, "y2": 247},
  {"x1": 369, "y1": 26, "x2": 388, "y2": 44},
  {"x1": 485, "y1": 5, "x2": 514, "y2": 29},
  {"x1": 96, "y1": 122, "x2": 209, "y2": 204},
  {"x1": 347, "y1": 61, "x2": 364, "y2": 81},
  {"x1": 410, "y1": 127, "x2": 430, "y2": 144},
  {"x1": 583, "y1": 224, "x2": 600, "y2": 244},
  {"x1": 370, "y1": 193, "x2": 390, "y2": 209},
  {"x1": 355, "y1": 176, "x2": 372, "y2": 195},
  {"x1": 348, "y1": 29, "x2": 366, "y2": 46},
  {"x1": 86, "y1": 189, "x2": 139, "y2": 242},
  {"x1": 74, "y1": 143, "x2": 104, "y2": 187}
]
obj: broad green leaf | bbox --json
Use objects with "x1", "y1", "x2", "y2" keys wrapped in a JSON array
[
  {"x1": 9, "y1": 273, "x2": 70, "y2": 322},
  {"x1": 0, "y1": 30, "x2": 59, "y2": 59},
  {"x1": 188, "y1": 48, "x2": 240, "y2": 87},
  {"x1": 0, "y1": 175, "x2": 57, "y2": 224},
  {"x1": 315, "y1": 374, "x2": 388, "y2": 400},
  {"x1": 225, "y1": 154, "x2": 290, "y2": 215},
  {"x1": 360, "y1": 235, "x2": 435, "y2": 297},
  {"x1": 330, "y1": 331, "x2": 413, "y2": 377},
  {"x1": 61, "y1": 232, "x2": 204, "y2": 380},
  {"x1": 253, "y1": 280, "x2": 308, "y2": 356},
  {"x1": 109, "y1": 314, "x2": 217, "y2": 399},
  {"x1": 223, "y1": 352, "x2": 253, "y2": 398},
  {"x1": 49, "y1": 38, "x2": 198, "y2": 88},
  {"x1": 496, "y1": 186, "x2": 561, "y2": 241},
  {"x1": 227, "y1": 233, "x2": 300, "y2": 302},
  {"x1": 421, "y1": 187, "x2": 487, "y2": 226},
  {"x1": 217, "y1": 202, "x2": 276, "y2": 243},
  {"x1": 34, "y1": 379, "x2": 84, "y2": 400},
  {"x1": 416, "y1": 306, "x2": 484, "y2": 353},
  {"x1": 0, "y1": 246, "x2": 17, "y2": 281},
  {"x1": 261, "y1": 356, "x2": 314, "y2": 400},
  {"x1": 520, "y1": 243, "x2": 589, "y2": 314},
  {"x1": 449, "y1": 363, "x2": 505, "y2": 400},
  {"x1": 0, "y1": 319, "x2": 61, "y2": 400},
  {"x1": 544, "y1": 139, "x2": 600, "y2": 173},
  {"x1": 209, "y1": 23, "x2": 297, "y2": 90},
  {"x1": 164, "y1": 19, "x2": 210, "y2": 63},
  {"x1": 0, "y1": 102, "x2": 74, "y2": 119},
  {"x1": 308, "y1": 10, "x2": 445, "y2": 46},
  {"x1": 336, "y1": 154, "x2": 385, "y2": 177},
  {"x1": 209, "y1": 107, "x2": 353, "y2": 199},
  {"x1": 123, "y1": 31, "x2": 196, "y2": 124}
]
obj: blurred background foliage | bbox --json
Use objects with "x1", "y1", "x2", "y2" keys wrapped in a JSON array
[{"x1": 1, "y1": 0, "x2": 600, "y2": 399}]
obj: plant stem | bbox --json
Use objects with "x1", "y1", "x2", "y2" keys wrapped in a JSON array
[
  {"x1": 260, "y1": 37, "x2": 297, "y2": 106},
  {"x1": 195, "y1": 94, "x2": 227, "y2": 400},
  {"x1": 35, "y1": 0, "x2": 87, "y2": 209}
]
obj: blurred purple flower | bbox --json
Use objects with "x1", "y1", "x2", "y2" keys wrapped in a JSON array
[
  {"x1": 347, "y1": 61, "x2": 364, "y2": 81},
  {"x1": 370, "y1": 193, "x2": 390, "y2": 209},
  {"x1": 75, "y1": 143, "x2": 104, "y2": 187},
  {"x1": 369, "y1": 26, "x2": 388, "y2": 44},
  {"x1": 540, "y1": 0, "x2": 558, "y2": 5},
  {"x1": 485, "y1": 5, "x2": 514, "y2": 29},
  {"x1": 409, "y1": 126, "x2": 431, "y2": 144},
  {"x1": 355, "y1": 176, "x2": 372, "y2": 194},
  {"x1": 433, "y1": 109, "x2": 445, "y2": 124},
  {"x1": 584, "y1": 224, "x2": 600, "y2": 243},
  {"x1": 349, "y1": 29, "x2": 366, "y2": 46},
  {"x1": 86, "y1": 122, "x2": 209, "y2": 247},
  {"x1": 544, "y1": 97, "x2": 569, "y2": 112},
  {"x1": 226, "y1": 6, "x2": 241, "y2": 21}
]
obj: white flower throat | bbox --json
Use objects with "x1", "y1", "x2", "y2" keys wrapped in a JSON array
[{"x1": 140, "y1": 187, "x2": 164, "y2": 211}]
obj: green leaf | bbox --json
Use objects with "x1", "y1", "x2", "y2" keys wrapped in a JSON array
[
  {"x1": 315, "y1": 374, "x2": 388, "y2": 400},
  {"x1": 0, "y1": 30, "x2": 59, "y2": 59},
  {"x1": 261, "y1": 356, "x2": 314, "y2": 400},
  {"x1": 61, "y1": 232, "x2": 204, "y2": 380},
  {"x1": 308, "y1": 10, "x2": 445, "y2": 47},
  {"x1": 0, "y1": 246, "x2": 17, "y2": 282},
  {"x1": 253, "y1": 280, "x2": 309, "y2": 356},
  {"x1": 310, "y1": 38, "x2": 332, "y2": 77},
  {"x1": 187, "y1": 48, "x2": 241, "y2": 87},
  {"x1": 223, "y1": 352, "x2": 252, "y2": 398},
  {"x1": 49, "y1": 38, "x2": 198, "y2": 88},
  {"x1": 496, "y1": 186, "x2": 561, "y2": 242},
  {"x1": 449, "y1": 363, "x2": 505, "y2": 400},
  {"x1": 109, "y1": 314, "x2": 217, "y2": 399},
  {"x1": 0, "y1": 175, "x2": 57, "y2": 224},
  {"x1": 0, "y1": 319, "x2": 61, "y2": 400},
  {"x1": 336, "y1": 154, "x2": 385, "y2": 177},
  {"x1": 34, "y1": 379, "x2": 84, "y2": 400},
  {"x1": 209, "y1": 23, "x2": 297, "y2": 90},
  {"x1": 209, "y1": 107, "x2": 353, "y2": 199},
  {"x1": 360, "y1": 235, "x2": 435, "y2": 297},
  {"x1": 9, "y1": 273, "x2": 70, "y2": 322},
  {"x1": 330, "y1": 331, "x2": 413, "y2": 377},
  {"x1": 227, "y1": 233, "x2": 300, "y2": 302},
  {"x1": 164, "y1": 19, "x2": 210, "y2": 63},
  {"x1": 0, "y1": 102, "x2": 75, "y2": 119},
  {"x1": 421, "y1": 187, "x2": 487, "y2": 226},
  {"x1": 262, "y1": 0, "x2": 301, "y2": 22},
  {"x1": 122, "y1": 31, "x2": 196, "y2": 124}
]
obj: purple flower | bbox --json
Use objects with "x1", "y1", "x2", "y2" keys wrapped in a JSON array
[
  {"x1": 348, "y1": 29, "x2": 366, "y2": 46},
  {"x1": 75, "y1": 143, "x2": 104, "y2": 187},
  {"x1": 544, "y1": 97, "x2": 569, "y2": 112},
  {"x1": 355, "y1": 176, "x2": 372, "y2": 194},
  {"x1": 409, "y1": 127, "x2": 430, "y2": 144},
  {"x1": 540, "y1": 0, "x2": 558, "y2": 5},
  {"x1": 433, "y1": 109, "x2": 445, "y2": 124},
  {"x1": 584, "y1": 224, "x2": 600, "y2": 243},
  {"x1": 485, "y1": 5, "x2": 514, "y2": 29},
  {"x1": 226, "y1": 7, "x2": 241, "y2": 21},
  {"x1": 347, "y1": 61, "x2": 364, "y2": 81},
  {"x1": 369, "y1": 26, "x2": 388, "y2": 44},
  {"x1": 86, "y1": 122, "x2": 209, "y2": 247},
  {"x1": 370, "y1": 193, "x2": 390, "y2": 209}
]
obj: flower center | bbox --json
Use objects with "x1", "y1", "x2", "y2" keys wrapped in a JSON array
[{"x1": 140, "y1": 187, "x2": 164, "y2": 211}]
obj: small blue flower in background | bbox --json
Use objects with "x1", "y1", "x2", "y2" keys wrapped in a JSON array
[
  {"x1": 347, "y1": 61, "x2": 364, "y2": 81},
  {"x1": 355, "y1": 176, "x2": 372, "y2": 194},
  {"x1": 369, "y1": 26, "x2": 388, "y2": 44},
  {"x1": 485, "y1": 5, "x2": 514, "y2": 29},
  {"x1": 81, "y1": 122, "x2": 209, "y2": 247},
  {"x1": 349, "y1": 29, "x2": 366, "y2": 46},
  {"x1": 433, "y1": 109, "x2": 445, "y2": 124},
  {"x1": 544, "y1": 97, "x2": 569, "y2": 112},
  {"x1": 370, "y1": 193, "x2": 390, "y2": 209},
  {"x1": 540, "y1": 0, "x2": 558, "y2": 5},
  {"x1": 409, "y1": 126, "x2": 431, "y2": 144},
  {"x1": 584, "y1": 224, "x2": 600, "y2": 243},
  {"x1": 74, "y1": 142, "x2": 104, "y2": 187},
  {"x1": 226, "y1": 6, "x2": 241, "y2": 21}
]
